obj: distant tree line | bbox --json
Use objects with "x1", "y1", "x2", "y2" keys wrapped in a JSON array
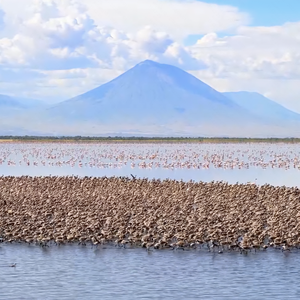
[{"x1": 0, "y1": 135, "x2": 300, "y2": 143}]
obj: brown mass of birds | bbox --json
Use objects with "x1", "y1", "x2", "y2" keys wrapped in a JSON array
[{"x1": 1, "y1": 175, "x2": 300, "y2": 253}]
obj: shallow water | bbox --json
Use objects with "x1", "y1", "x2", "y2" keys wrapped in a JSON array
[
  {"x1": 1, "y1": 143, "x2": 300, "y2": 299},
  {"x1": 0, "y1": 142, "x2": 300, "y2": 187},
  {"x1": 1, "y1": 244, "x2": 300, "y2": 300}
]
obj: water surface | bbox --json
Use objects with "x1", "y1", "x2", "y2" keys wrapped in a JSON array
[
  {"x1": 1, "y1": 142, "x2": 300, "y2": 299},
  {"x1": 1, "y1": 244, "x2": 300, "y2": 300},
  {"x1": 0, "y1": 142, "x2": 300, "y2": 186}
]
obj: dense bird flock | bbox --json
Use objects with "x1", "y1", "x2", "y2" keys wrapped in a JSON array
[{"x1": 1, "y1": 176, "x2": 300, "y2": 253}]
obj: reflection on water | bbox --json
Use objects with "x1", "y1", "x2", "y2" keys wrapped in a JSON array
[
  {"x1": 1, "y1": 244, "x2": 300, "y2": 300},
  {"x1": 0, "y1": 142, "x2": 299, "y2": 187}
]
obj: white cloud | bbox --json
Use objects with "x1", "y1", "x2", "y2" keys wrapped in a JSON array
[
  {"x1": 0, "y1": 67, "x2": 122, "y2": 102},
  {"x1": 0, "y1": 0, "x2": 247, "y2": 98},
  {"x1": 40, "y1": 67, "x2": 122, "y2": 100},
  {"x1": 83, "y1": 0, "x2": 249, "y2": 40},
  {"x1": 189, "y1": 22, "x2": 300, "y2": 112},
  {"x1": 0, "y1": 0, "x2": 246, "y2": 73},
  {"x1": 133, "y1": 26, "x2": 173, "y2": 54},
  {"x1": 191, "y1": 22, "x2": 300, "y2": 79},
  {"x1": 1, "y1": 0, "x2": 250, "y2": 37},
  {"x1": 24, "y1": 1, "x2": 95, "y2": 49},
  {"x1": 0, "y1": 0, "x2": 204, "y2": 71}
]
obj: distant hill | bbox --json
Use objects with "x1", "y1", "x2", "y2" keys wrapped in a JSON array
[
  {"x1": 0, "y1": 94, "x2": 49, "y2": 135},
  {"x1": 48, "y1": 60, "x2": 246, "y2": 123},
  {"x1": 0, "y1": 94, "x2": 47, "y2": 120},
  {"x1": 1, "y1": 61, "x2": 300, "y2": 137},
  {"x1": 223, "y1": 92, "x2": 300, "y2": 123},
  {"x1": 0, "y1": 94, "x2": 46, "y2": 109},
  {"x1": 44, "y1": 60, "x2": 278, "y2": 136},
  {"x1": 0, "y1": 94, "x2": 25, "y2": 109}
]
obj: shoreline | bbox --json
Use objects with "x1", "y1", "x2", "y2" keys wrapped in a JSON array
[{"x1": 1, "y1": 136, "x2": 300, "y2": 144}]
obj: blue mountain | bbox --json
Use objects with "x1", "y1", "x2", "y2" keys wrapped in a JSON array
[
  {"x1": 0, "y1": 94, "x2": 46, "y2": 111},
  {"x1": 223, "y1": 92, "x2": 300, "y2": 123},
  {"x1": 46, "y1": 60, "x2": 268, "y2": 135},
  {"x1": 0, "y1": 94, "x2": 48, "y2": 135},
  {"x1": 2, "y1": 60, "x2": 300, "y2": 137},
  {"x1": 0, "y1": 94, "x2": 27, "y2": 109}
]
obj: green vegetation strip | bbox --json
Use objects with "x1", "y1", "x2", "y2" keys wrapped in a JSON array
[{"x1": 0, "y1": 136, "x2": 300, "y2": 143}]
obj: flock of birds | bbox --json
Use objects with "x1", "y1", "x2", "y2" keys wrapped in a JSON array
[
  {"x1": 0, "y1": 143, "x2": 299, "y2": 171},
  {"x1": 1, "y1": 175, "x2": 300, "y2": 253}
]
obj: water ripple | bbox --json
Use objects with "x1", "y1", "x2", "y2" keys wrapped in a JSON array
[{"x1": 1, "y1": 244, "x2": 300, "y2": 299}]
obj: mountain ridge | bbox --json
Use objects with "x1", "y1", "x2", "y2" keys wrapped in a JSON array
[
  {"x1": 0, "y1": 94, "x2": 47, "y2": 110},
  {"x1": 223, "y1": 91, "x2": 300, "y2": 122},
  {"x1": 1, "y1": 60, "x2": 300, "y2": 137},
  {"x1": 46, "y1": 60, "x2": 261, "y2": 128}
]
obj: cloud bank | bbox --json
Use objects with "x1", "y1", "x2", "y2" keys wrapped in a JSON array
[{"x1": 0, "y1": 0, "x2": 299, "y2": 112}]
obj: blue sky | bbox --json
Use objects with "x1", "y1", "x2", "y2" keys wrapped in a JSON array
[
  {"x1": 203, "y1": 0, "x2": 300, "y2": 26},
  {"x1": 0, "y1": 0, "x2": 299, "y2": 113},
  {"x1": 185, "y1": 0, "x2": 300, "y2": 45}
]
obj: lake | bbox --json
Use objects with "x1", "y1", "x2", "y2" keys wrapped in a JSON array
[
  {"x1": 1, "y1": 243, "x2": 300, "y2": 300},
  {"x1": 0, "y1": 142, "x2": 300, "y2": 186},
  {"x1": 1, "y1": 142, "x2": 300, "y2": 299}
]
